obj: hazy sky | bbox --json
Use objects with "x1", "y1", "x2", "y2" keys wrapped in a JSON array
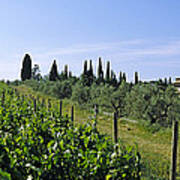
[{"x1": 0, "y1": 0, "x2": 180, "y2": 81}]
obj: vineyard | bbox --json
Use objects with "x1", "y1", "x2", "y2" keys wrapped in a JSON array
[
  {"x1": 0, "y1": 83, "x2": 141, "y2": 180},
  {"x1": 1, "y1": 1, "x2": 180, "y2": 179}
]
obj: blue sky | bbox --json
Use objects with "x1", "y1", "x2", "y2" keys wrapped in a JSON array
[{"x1": 0, "y1": 0, "x2": 180, "y2": 81}]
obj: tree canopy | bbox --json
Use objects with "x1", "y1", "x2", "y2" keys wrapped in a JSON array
[
  {"x1": 21, "y1": 54, "x2": 32, "y2": 81},
  {"x1": 49, "y1": 60, "x2": 59, "y2": 81}
]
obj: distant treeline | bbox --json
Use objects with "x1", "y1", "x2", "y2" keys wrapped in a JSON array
[
  {"x1": 12, "y1": 53, "x2": 179, "y2": 128},
  {"x1": 20, "y1": 53, "x2": 172, "y2": 86}
]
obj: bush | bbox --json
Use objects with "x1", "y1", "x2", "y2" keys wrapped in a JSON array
[
  {"x1": 125, "y1": 84, "x2": 180, "y2": 127},
  {"x1": 9, "y1": 80, "x2": 22, "y2": 86},
  {"x1": 51, "y1": 80, "x2": 72, "y2": 99},
  {"x1": 71, "y1": 82, "x2": 91, "y2": 107},
  {"x1": 23, "y1": 79, "x2": 40, "y2": 91}
]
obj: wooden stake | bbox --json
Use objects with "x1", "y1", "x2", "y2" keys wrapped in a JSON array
[
  {"x1": 71, "y1": 106, "x2": 74, "y2": 123},
  {"x1": 60, "y1": 100, "x2": 62, "y2": 116},
  {"x1": 113, "y1": 112, "x2": 118, "y2": 143},
  {"x1": 170, "y1": 120, "x2": 178, "y2": 180}
]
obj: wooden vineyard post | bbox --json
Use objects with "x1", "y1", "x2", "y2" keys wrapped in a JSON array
[
  {"x1": 170, "y1": 120, "x2": 178, "y2": 180},
  {"x1": 113, "y1": 112, "x2": 118, "y2": 143},
  {"x1": 71, "y1": 106, "x2": 74, "y2": 123},
  {"x1": 60, "y1": 100, "x2": 63, "y2": 116}
]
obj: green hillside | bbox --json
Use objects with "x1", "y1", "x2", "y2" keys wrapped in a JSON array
[
  {"x1": 0, "y1": 82, "x2": 141, "y2": 180},
  {"x1": 13, "y1": 83, "x2": 178, "y2": 180}
]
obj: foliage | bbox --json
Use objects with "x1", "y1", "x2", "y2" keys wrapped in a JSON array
[
  {"x1": 125, "y1": 84, "x2": 180, "y2": 127},
  {"x1": 18, "y1": 56, "x2": 180, "y2": 128},
  {"x1": 71, "y1": 81, "x2": 91, "y2": 107},
  {"x1": 23, "y1": 79, "x2": 40, "y2": 91},
  {"x1": 51, "y1": 80, "x2": 72, "y2": 99},
  {"x1": 135, "y1": 72, "x2": 139, "y2": 85},
  {"x1": 110, "y1": 70, "x2": 118, "y2": 87},
  {"x1": 23, "y1": 77, "x2": 78, "y2": 100},
  {"x1": 0, "y1": 85, "x2": 141, "y2": 179},
  {"x1": 97, "y1": 57, "x2": 104, "y2": 84},
  {"x1": 122, "y1": 72, "x2": 126, "y2": 82},
  {"x1": 105, "y1": 61, "x2": 111, "y2": 83},
  {"x1": 9, "y1": 80, "x2": 22, "y2": 86},
  {"x1": 63, "y1": 65, "x2": 68, "y2": 79},
  {"x1": 83, "y1": 60, "x2": 88, "y2": 75},
  {"x1": 32, "y1": 64, "x2": 42, "y2": 81},
  {"x1": 22, "y1": 73, "x2": 180, "y2": 128},
  {"x1": 21, "y1": 54, "x2": 32, "y2": 81},
  {"x1": 0, "y1": 169, "x2": 11, "y2": 180},
  {"x1": 80, "y1": 60, "x2": 94, "y2": 86},
  {"x1": 49, "y1": 60, "x2": 59, "y2": 81},
  {"x1": 119, "y1": 72, "x2": 123, "y2": 85},
  {"x1": 90, "y1": 82, "x2": 130, "y2": 116}
]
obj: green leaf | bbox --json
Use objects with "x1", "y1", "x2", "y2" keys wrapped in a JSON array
[
  {"x1": 47, "y1": 140, "x2": 54, "y2": 149},
  {"x1": 60, "y1": 140, "x2": 64, "y2": 149},
  {"x1": 106, "y1": 174, "x2": 112, "y2": 180}
]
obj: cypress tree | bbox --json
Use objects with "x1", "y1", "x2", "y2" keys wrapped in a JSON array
[
  {"x1": 164, "y1": 77, "x2": 167, "y2": 86},
  {"x1": 64, "y1": 65, "x2": 68, "y2": 79},
  {"x1": 122, "y1": 72, "x2": 126, "y2": 82},
  {"x1": 111, "y1": 70, "x2": 114, "y2": 82},
  {"x1": 135, "y1": 72, "x2": 139, "y2": 85},
  {"x1": 110, "y1": 70, "x2": 117, "y2": 87},
  {"x1": 21, "y1": 54, "x2": 32, "y2": 81},
  {"x1": 105, "y1": 61, "x2": 110, "y2": 82},
  {"x1": 81, "y1": 60, "x2": 89, "y2": 86},
  {"x1": 87, "y1": 60, "x2": 94, "y2": 86},
  {"x1": 119, "y1": 71, "x2": 123, "y2": 85},
  {"x1": 83, "y1": 60, "x2": 88, "y2": 75},
  {"x1": 69, "y1": 71, "x2": 72, "y2": 78},
  {"x1": 89, "y1": 60, "x2": 93, "y2": 77},
  {"x1": 49, "y1": 60, "x2": 58, "y2": 81},
  {"x1": 159, "y1": 78, "x2": 163, "y2": 85},
  {"x1": 81, "y1": 60, "x2": 94, "y2": 86},
  {"x1": 169, "y1": 77, "x2": 172, "y2": 85},
  {"x1": 97, "y1": 57, "x2": 104, "y2": 83}
]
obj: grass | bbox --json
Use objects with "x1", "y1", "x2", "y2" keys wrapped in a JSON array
[
  {"x1": 9, "y1": 84, "x2": 180, "y2": 179},
  {"x1": 96, "y1": 114, "x2": 172, "y2": 179}
]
